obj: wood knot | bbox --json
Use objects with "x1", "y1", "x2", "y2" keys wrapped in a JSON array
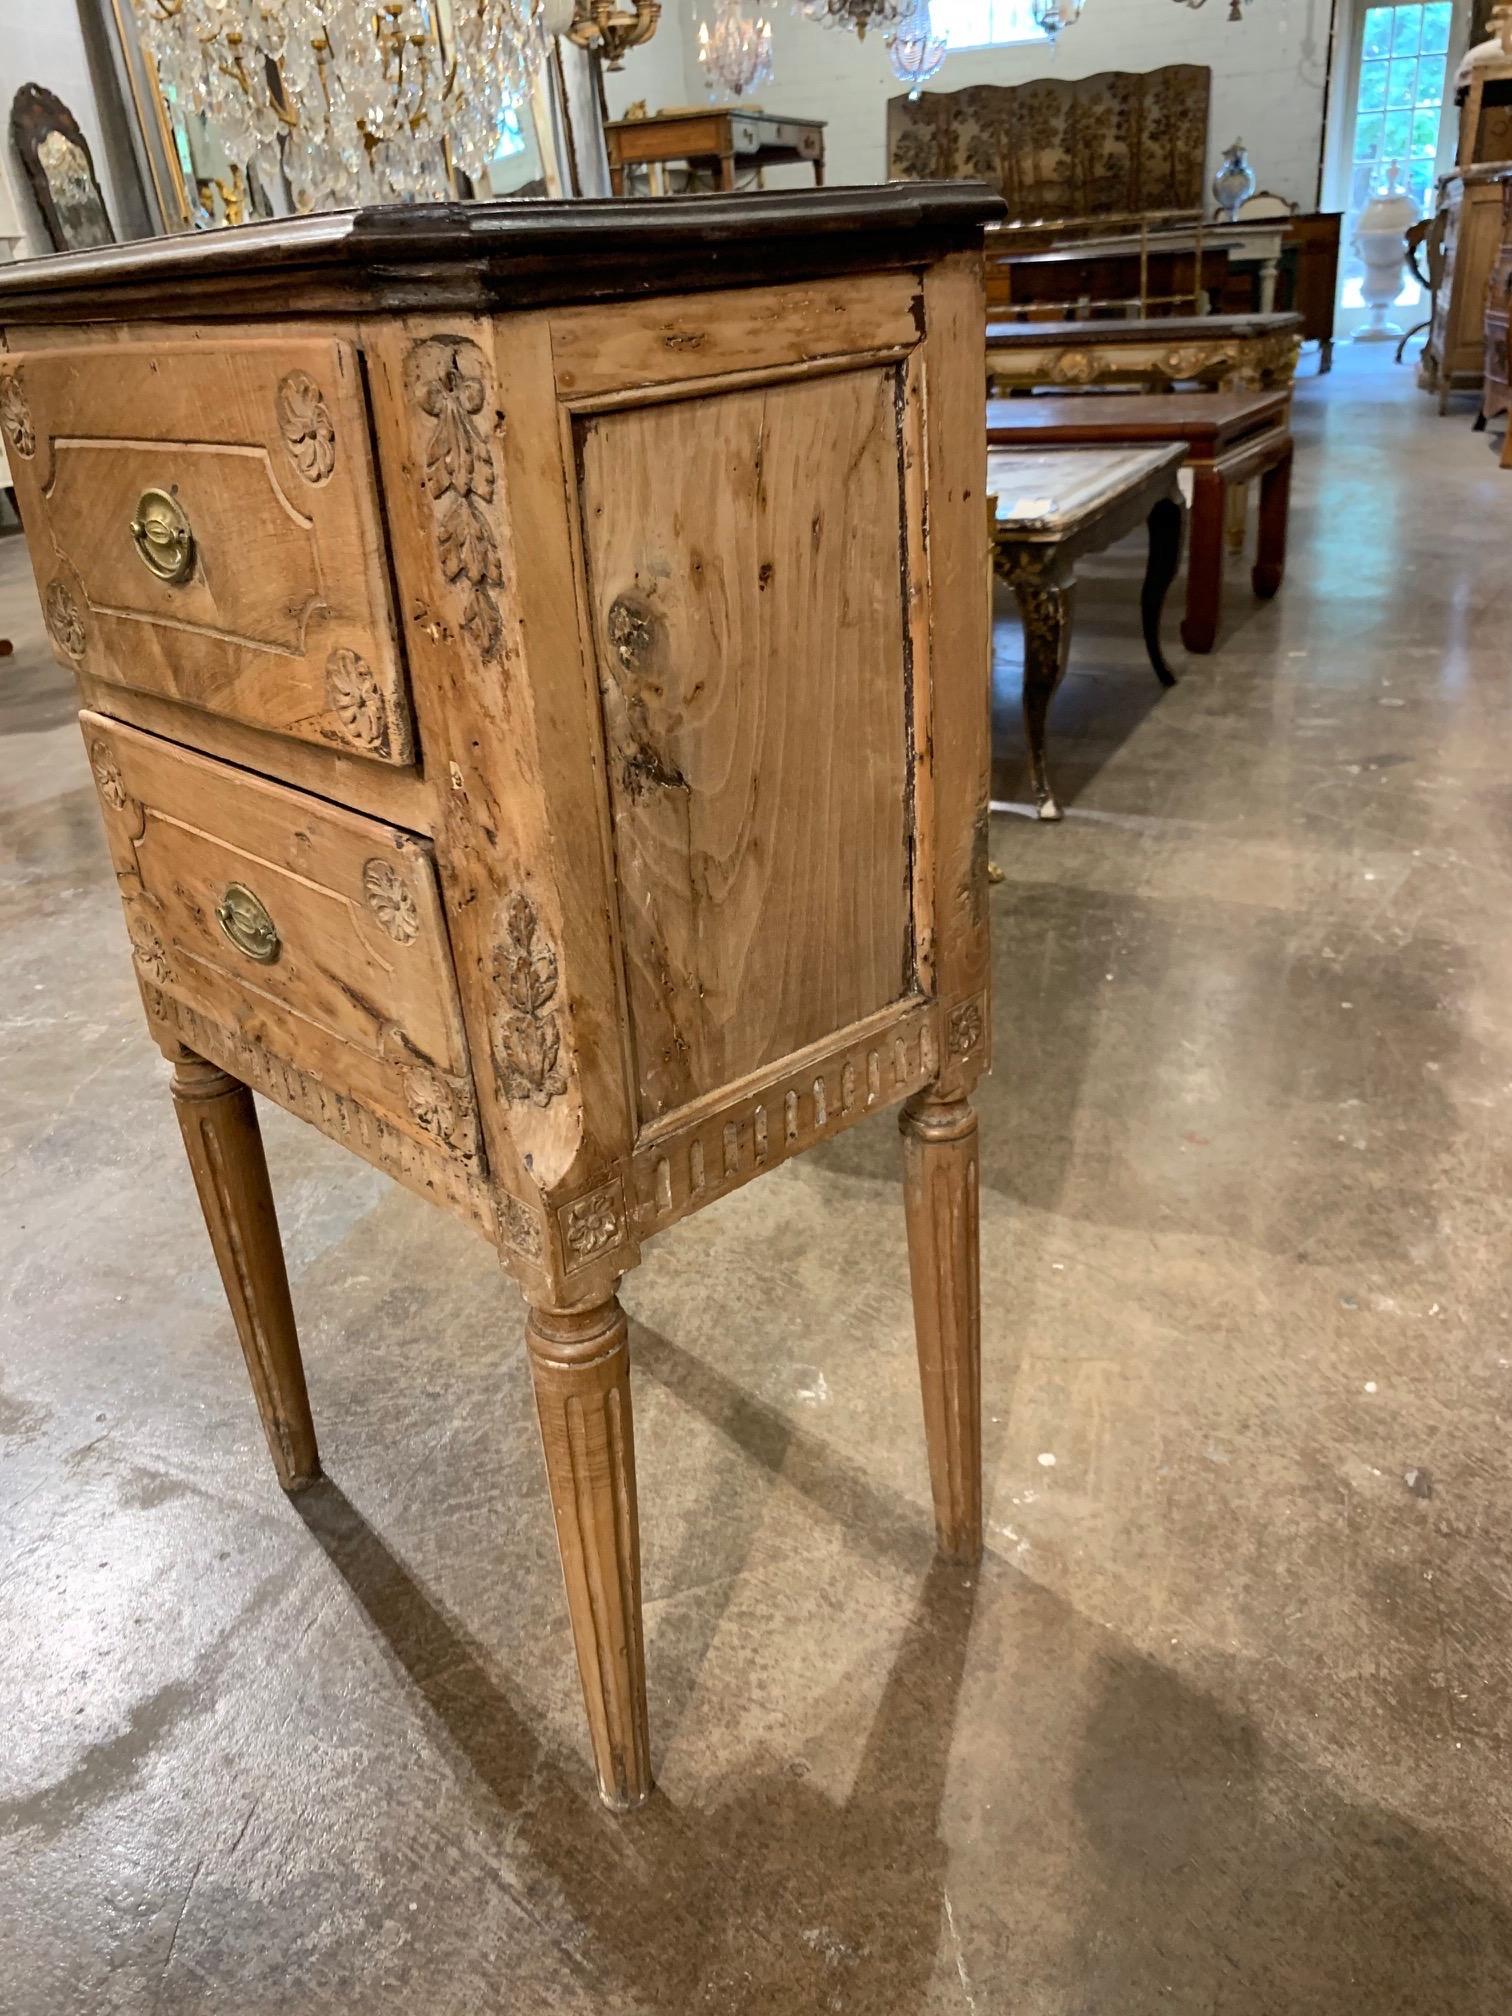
[{"x1": 607, "y1": 595, "x2": 654, "y2": 674}]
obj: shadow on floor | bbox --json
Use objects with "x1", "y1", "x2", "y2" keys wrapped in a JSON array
[{"x1": 295, "y1": 1359, "x2": 1512, "y2": 2013}]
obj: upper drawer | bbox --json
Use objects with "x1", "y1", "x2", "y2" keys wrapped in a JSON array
[{"x1": 3, "y1": 338, "x2": 414, "y2": 766}]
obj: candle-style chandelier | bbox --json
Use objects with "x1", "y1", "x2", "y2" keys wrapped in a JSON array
[
  {"x1": 799, "y1": 0, "x2": 905, "y2": 40},
  {"x1": 132, "y1": 0, "x2": 656, "y2": 212},
  {"x1": 698, "y1": 0, "x2": 774, "y2": 98},
  {"x1": 887, "y1": 0, "x2": 947, "y2": 97}
]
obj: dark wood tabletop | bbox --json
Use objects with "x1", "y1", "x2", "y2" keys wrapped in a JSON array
[
  {"x1": 986, "y1": 389, "x2": 1291, "y2": 451},
  {"x1": 0, "y1": 183, "x2": 1004, "y2": 322}
]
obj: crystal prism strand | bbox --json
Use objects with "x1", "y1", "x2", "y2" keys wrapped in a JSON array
[
  {"x1": 698, "y1": 0, "x2": 774, "y2": 98},
  {"x1": 886, "y1": 0, "x2": 947, "y2": 95}
]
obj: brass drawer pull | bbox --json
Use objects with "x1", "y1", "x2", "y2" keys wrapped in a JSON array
[
  {"x1": 130, "y1": 487, "x2": 195, "y2": 585},
  {"x1": 215, "y1": 883, "x2": 280, "y2": 964}
]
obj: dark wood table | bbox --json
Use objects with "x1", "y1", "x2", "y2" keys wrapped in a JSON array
[
  {"x1": 604, "y1": 109, "x2": 825, "y2": 194},
  {"x1": 985, "y1": 311, "x2": 1304, "y2": 395},
  {"x1": 989, "y1": 444, "x2": 1185, "y2": 821},
  {"x1": 986, "y1": 391, "x2": 1293, "y2": 654}
]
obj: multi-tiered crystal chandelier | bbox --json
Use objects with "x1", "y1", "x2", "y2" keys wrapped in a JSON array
[
  {"x1": 697, "y1": 0, "x2": 774, "y2": 98},
  {"x1": 887, "y1": 0, "x2": 947, "y2": 97},
  {"x1": 133, "y1": 0, "x2": 549, "y2": 211}
]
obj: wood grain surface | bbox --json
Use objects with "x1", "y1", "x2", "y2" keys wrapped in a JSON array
[
  {"x1": 7, "y1": 338, "x2": 411, "y2": 762},
  {"x1": 577, "y1": 365, "x2": 915, "y2": 1125}
]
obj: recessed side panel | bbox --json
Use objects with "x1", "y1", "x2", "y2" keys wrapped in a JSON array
[{"x1": 576, "y1": 365, "x2": 916, "y2": 1128}]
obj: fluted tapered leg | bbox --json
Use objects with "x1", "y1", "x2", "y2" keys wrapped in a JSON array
[
  {"x1": 169, "y1": 1050, "x2": 319, "y2": 1492},
  {"x1": 526, "y1": 1295, "x2": 651, "y2": 1810},
  {"x1": 899, "y1": 1091, "x2": 983, "y2": 1565}
]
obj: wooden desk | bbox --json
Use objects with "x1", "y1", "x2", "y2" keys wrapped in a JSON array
[
  {"x1": 986, "y1": 391, "x2": 1292, "y2": 653},
  {"x1": 1214, "y1": 212, "x2": 1342, "y2": 372},
  {"x1": 987, "y1": 243, "x2": 1232, "y2": 320},
  {"x1": 605, "y1": 109, "x2": 825, "y2": 194},
  {"x1": 990, "y1": 444, "x2": 1185, "y2": 820},
  {"x1": 986, "y1": 311, "x2": 1304, "y2": 394},
  {"x1": 0, "y1": 181, "x2": 999, "y2": 1809}
]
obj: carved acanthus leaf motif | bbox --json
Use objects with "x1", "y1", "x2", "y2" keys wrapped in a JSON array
[
  {"x1": 276, "y1": 371, "x2": 336, "y2": 484},
  {"x1": 404, "y1": 1066, "x2": 480, "y2": 1163},
  {"x1": 1, "y1": 370, "x2": 34, "y2": 458},
  {"x1": 491, "y1": 891, "x2": 567, "y2": 1107},
  {"x1": 90, "y1": 740, "x2": 128, "y2": 811},
  {"x1": 325, "y1": 646, "x2": 389, "y2": 755},
  {"x1": 411, "y1": 339, "x2": 504, "y2": 664},
  {"x1": 362, "y1": 858, "x2": 419, "y2": 945},
  {"x1": 43, "y1": 579, "x2": 86, "y2": 660}
]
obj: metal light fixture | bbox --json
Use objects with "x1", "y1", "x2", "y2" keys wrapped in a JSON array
[
  {"x1": 1033, "y1": 0, "x2": 1083, "y2": 39},
  {"x1": 132, "y1": 0, "x2": 549, "y2": 210},
  {"x1": 565, "y1": 0, "x2": 662, "y2": 69},
  {"x1": 1170, "y1": 0, "x2": 1252, "y2": 19},
  {"x1": 887, "y1": 0, "x2": 948, "y2": 98},
  {"x1": 797, "y1": 0, "x2": 906, "y2": 44},
  {"x1": 698, "y1": 0, "x2": 774, "y2": 98}
]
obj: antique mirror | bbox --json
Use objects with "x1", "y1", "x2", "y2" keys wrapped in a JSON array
[{"x1": 9, "y1": 85, "x2": 116, "y2": 252}]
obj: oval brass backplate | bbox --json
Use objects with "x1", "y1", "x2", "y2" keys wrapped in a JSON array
[
  {"x1": 130, "y1": 486, "x2": 195, "y2": 585},
  {"x1": 215, "y1": 883, "x2": 280, "y2": 964}
]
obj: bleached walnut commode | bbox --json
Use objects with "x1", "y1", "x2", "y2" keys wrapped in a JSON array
[{"x1": 0, "y1": 187, "x2": 999, "y2": 1808}]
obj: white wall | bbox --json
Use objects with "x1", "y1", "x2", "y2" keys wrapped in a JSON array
[
  {"x1": 0, "y1": 2, "x2": 149, "y2": 255},
  {"x1": 603, "y1": 0, "x2": 1339, "y2": 211},
  {"x1": 602, "y1": 9, "x2": 699, "y2": 122}
]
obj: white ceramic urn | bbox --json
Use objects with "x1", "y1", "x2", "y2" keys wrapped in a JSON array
[{"x1": 1353, "y1": 162, "x2": 1420, "y2": 341}]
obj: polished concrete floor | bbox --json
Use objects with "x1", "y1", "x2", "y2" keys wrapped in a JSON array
[{"x1": 4, "y1": 346, "x2": 1512, "y2": 2013}]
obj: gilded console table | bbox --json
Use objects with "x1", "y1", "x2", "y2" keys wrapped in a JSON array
[
  {"x1": 0, "y1": 186, "x2": 1000, "y2": 1808},
  {"x1": 985, "y1": 310, "x2": 1303, "y2": 395}
]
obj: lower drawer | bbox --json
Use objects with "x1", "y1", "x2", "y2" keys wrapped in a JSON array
[{"x1": 82, "y1": 711, "x2": 485, "y2": 1187}]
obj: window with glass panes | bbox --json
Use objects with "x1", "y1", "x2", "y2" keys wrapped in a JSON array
[{"x1": 1349, "y1": 0, "x2": 1455, "y2": 215}]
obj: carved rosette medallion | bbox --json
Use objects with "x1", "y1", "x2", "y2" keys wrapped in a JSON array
[
  {"x1": 127, "y1": 910, "x2": 172, "y2": 986},
  {"x1": 324, "y1": 647, "x2": 390, "y2": 755},
  {"x1": 560, "y1": 1178, "x2": 626, "y2": 1271},
  {"x1": 492, "y1": 891, "x2": 567, "y2": 1107},
  {"x1": 403, "y1": 1066, "x2": 480, "y2": 1163},
  {"x1": 90, "y1": 741, "x2": 128, "y2": 811},
  {"x1": 276, "y1": 371, "x2": 336, "y2": 484},
  {"x1": 43, "y1": 579, "x2": 86, "y2": 661},
  {"x1": 948, "y1": 996, "x2": 985, "y2": 1060},
  {"x1": 0, "y1": 371, "x2": 34, "y2": 458},
  {"x1": 499, "y1": 1193, "x2": 544, "y2": 1262},
  {"x1": 409, "y1": 338, "x2": 504, "y2": 663},
  {"x1": 362, "y1": 858, "x2": 419, "y2": 945},
  {"x1": 1051, "y1": 348, "x2": 1099, "y2": 387}
]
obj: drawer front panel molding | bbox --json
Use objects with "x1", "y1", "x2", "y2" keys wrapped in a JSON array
[
  {"x1": 84, "y1": 713, "x2": 480, "y2": 1178},
  {"x1": 7, "y1": 340, "x2": 413, "y2": 763}
]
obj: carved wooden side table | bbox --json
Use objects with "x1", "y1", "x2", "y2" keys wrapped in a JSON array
[
  {"x1": 990, "y1": 445, "x2": 1186, "y2": 822},
  {"x1": 0, "y1": 187, "x2": 1000, "y2": 1808}
]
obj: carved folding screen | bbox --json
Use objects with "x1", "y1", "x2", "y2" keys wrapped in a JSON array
[{"x1": 887, "y1": 68, "x2": 1211, "y2": 224}]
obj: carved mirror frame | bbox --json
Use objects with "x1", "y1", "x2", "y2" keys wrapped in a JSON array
[{"x1": 9, "y1": 84, "x2": 116, "y2": 253}]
